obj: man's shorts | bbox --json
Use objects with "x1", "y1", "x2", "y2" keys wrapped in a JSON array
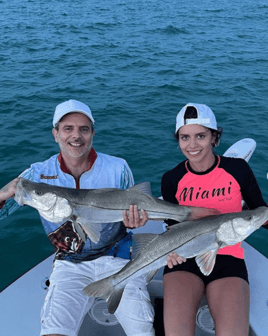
[
  {"x1": 163, "y1": 255, "x2": 249, "y2": 287},
  {"x1": 40, "y1": 256, "x2": 155, "y2": 336}
]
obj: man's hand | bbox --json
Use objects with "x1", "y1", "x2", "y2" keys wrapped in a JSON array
[
  {"x1": 0, "y1": 177, "x2": 20, "y2": 203},
  {"x1": 167, "y1": 252, "x2": 186, "y2": 268},
  {"x1": 123, "y1": 205, "x2": 148, "y2": 228}
]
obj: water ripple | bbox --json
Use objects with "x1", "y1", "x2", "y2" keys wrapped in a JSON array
[{"x1": 1, "y1": 0, "x2": 268, "y2": 289}]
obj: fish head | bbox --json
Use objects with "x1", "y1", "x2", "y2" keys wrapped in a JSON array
[
  {"x1": 15, "y1": 178, "x2": 72, "y2": 222},
  {"x1": 216, "y1": 206, "x2": 268, "y2": 245},
  {"x1": 232, "y1": 206, "x2": 268, "y2": 237},
  {"x1": 15, "y1": 178, "x2": 55, "y2": 208}
]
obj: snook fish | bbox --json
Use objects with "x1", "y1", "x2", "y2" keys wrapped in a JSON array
[
  {"x1": 83, "y1": 207, "x2": 268, "y2": 313},
  {"x1": 14, "y1": 178, "x2": 218, "y2": 243}
]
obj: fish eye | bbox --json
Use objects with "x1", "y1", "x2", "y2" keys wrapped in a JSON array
[{"x1": 34, "y1": 190, "x2": 43, "y2": 196}]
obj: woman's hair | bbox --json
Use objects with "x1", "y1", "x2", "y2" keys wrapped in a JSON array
[{"x1": 174, "y1": 106, "x2": 223, "y2": 147}]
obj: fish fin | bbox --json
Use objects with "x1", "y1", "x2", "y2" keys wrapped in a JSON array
[
  {"x1": 132, "y1": 233, "x2": 158, "y2": 259},
  {"x1": 167, "y1": 221, "x2": 191, "y2": 230},
  {"x1": 72, "y1": 220, "x2": 87, "y2": 243},
  {"x1": 107, "y1": 287, "x2": 125, "y2": 314},
  {"x1": 195, "y1": 247, "x2": 219, "y2": 276},
  {"x1": 83, "y1": 277, "x2": 124, "y2": 314},
  {"x1": 77, "y1": 217, "x2": 102, "y2": 243},
  {"x1": 83, "y1": 277, "x2": 112, "y2": 299},
  {"x1": 145, "y1": 269, "x2": 159, "y2": 284},
  {"x1": 127, "y1": 182, "x2": 152, "y2": 196}
]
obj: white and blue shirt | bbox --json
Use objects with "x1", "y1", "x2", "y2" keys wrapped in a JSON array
[{"x1": 0, "y1": 149, "x2": 134, "y2": 262}]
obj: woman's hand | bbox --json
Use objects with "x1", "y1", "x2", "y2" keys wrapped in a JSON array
[
  {"x1": 123, "y1": 205, "x2": 148, "y2": 228},
  {"x1": 167, "y1": 252, "x2": 186, "y2": 268}
]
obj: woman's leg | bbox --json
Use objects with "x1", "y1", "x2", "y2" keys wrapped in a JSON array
[
  {"x1": 163, "y1": 271, "x2": 205, "y2": 336},
  {"x1": 206, "y1": 277, "x2": 250, "y2": 336}
]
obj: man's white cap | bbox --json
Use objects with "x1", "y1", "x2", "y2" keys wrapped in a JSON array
[
  {"x1": 53, "y1": 99, "x2": 95, "y2": 127},
  {"x1": 175, "y1": 103, "x2": 217, "y2": 133}
]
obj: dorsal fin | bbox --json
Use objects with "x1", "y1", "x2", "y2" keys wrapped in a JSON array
[
  {"x1": 90, "y1": 182, "x2": 152, "y2": 196},
  {"x1": 127, "y1": 182, "x2": 152, "y2": 196},
  {"x1": 132, "y1": 233, "x2": 158, "y2": 259}
]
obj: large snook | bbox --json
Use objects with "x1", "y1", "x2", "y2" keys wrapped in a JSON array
[
  {"x1": 83, "y1": 207, "x2": 268, "y2": 313},
  {"x1": 14, "y1": 178, "x2": 218, "y2": 243}
]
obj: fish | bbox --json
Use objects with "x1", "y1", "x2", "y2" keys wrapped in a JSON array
[
  {"x1": 82, "y1": 206, "x2": 268, "y2": 313},
  {"x1": 14, "y1": 177, "x2": 219, "y2": 243}
]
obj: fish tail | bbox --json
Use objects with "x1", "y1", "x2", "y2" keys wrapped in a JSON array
[
  {"x1": 83, "y1": 277, "x2": 124, "y2": 314},
  {"x1": 83, "y1": 277, "x2": 112, "y2": 299}
]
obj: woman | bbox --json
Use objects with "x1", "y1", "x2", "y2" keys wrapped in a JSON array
[{"x1": 161, "y1": 103, "x2": 267, "y2": 336}]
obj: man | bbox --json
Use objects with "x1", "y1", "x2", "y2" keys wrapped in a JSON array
[{"x1": 0, "y1": 99, "x2": 155, "y2": 336}]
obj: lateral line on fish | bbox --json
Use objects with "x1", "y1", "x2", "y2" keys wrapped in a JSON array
[{"x1": 111, "y1": 233, "x2": 210, "y2": 288}]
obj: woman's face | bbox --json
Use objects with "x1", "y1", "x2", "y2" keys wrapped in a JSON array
[{"x1": 178, "y1": 124, "x2": 216, "y2": 166}]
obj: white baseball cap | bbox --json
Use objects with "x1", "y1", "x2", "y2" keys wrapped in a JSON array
[
  {"x1": 53, "y1": 99, "x2": 95, "y2": 127},
  {"x1": 175, "y1": 103, "x2": 217, "y2": 134}
]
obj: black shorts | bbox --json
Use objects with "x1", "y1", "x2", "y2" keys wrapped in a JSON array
[{"x1": 163, "y1": 255, "x2": 249, "y2": 287}]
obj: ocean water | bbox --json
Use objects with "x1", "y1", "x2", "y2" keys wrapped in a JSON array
[{"x1": 1, "y1": 0, "x2": 268, "y2": 291}]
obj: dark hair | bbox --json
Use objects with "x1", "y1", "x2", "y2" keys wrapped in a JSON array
[
  {"x1": 183, "y1": 106, "x2": 198, "y2": 119},
  {"x1": 174, "y1": 106, "x2": 223, "y2": 147}
]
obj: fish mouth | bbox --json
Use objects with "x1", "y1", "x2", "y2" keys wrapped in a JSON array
[
  {"x1": 22, "y1": 190, "x2": 33, "y2": 203},
  {"x1": 14, "y1": 182, "x2": 29, "y2": 206}
]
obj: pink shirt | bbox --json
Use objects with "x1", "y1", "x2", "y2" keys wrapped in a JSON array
[
  {"x1": 162, "y1": 155, "x2": 266, "y2": 260},
  {"x1": 175, "y1": 157, "x2": 243, "y2": 258}
]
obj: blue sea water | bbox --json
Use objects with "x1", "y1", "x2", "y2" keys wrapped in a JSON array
[{"x1": 1, "y1": 0, "x2": 268, "y2": 290}]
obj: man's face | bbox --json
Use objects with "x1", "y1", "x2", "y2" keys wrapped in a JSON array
[{"x1": 52, "y1": 112, "x2": 95, "y2": 159}]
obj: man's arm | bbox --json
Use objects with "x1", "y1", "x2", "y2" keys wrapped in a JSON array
[
  {"x1": 0, "y1": 168, "x2": 34, "y2": 219},
  {"x1": 0, "y1": 178, "x2": 20, "y2": 204},
  {"x1": 0, "y1": 178, "x2": 22, "y2": 220}
]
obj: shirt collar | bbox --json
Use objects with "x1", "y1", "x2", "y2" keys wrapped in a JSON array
[
  {"x1": 185, "y1": 154, "x2": 220, "y2": 175},
  {"x1": 58, "y1": 148, "x2": 98, "y2": 174}
]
